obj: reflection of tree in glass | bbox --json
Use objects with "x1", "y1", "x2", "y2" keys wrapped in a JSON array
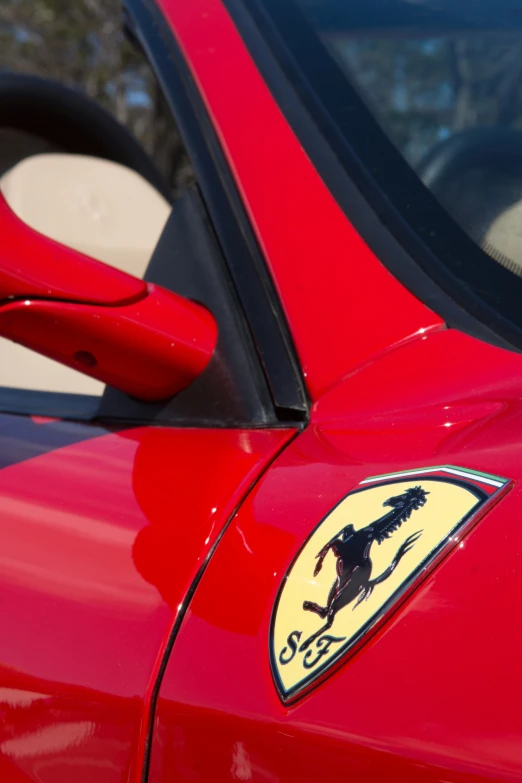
[
  {"x1": 331, "y1": 34, "x2": 522, "y2": 166},
  {"x1": 0, "y1": 0, "x2": 193, "y2": 195}
]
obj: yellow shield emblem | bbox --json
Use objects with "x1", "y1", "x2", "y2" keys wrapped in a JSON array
[{"x1": 271, "y1": 466, "x2": 509, "y2": 701}]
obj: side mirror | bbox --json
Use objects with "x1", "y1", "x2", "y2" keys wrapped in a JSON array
[{"x1": 0, "y1": 157, "x2": 217, "y2": 402}]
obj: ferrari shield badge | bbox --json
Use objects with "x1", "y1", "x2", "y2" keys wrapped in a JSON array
[{"x1": 271, "y1": 465, "x2": 510, "y2": 701}]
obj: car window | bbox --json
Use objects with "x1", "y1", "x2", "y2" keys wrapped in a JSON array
[
  {"x1": 317, "y1": 1, "x2": 522, "y2": 277},
  {"x1": 247, "y1": 0, "x2": 522, "y2": 350},
  {"x1": 0, "y1": 0, "x2": 193, "y2": 194},
  {"x1": 0, "y1": 0, "x2": 195, "y2": 417}
]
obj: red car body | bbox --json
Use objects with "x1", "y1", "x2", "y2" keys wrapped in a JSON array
[{"x1": 1, "y1": 1, "x2": 522, "y2": 783}]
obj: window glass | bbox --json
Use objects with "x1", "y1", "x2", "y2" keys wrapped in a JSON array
[
  {"x1": 317, "y1": 2, "x2": 522, "y2": 274},
  {"x1": 0, "y1": 0, "x2": 193, "y2": 193},
  {"x1": 253, "y1": 0, "x2": 522, "y2": 337}
]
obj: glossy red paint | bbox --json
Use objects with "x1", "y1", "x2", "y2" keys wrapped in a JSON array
[
  {"x1": 0, "y1": 285, "x2": 217, "y2": 401},
  {"x1": 0, "y1": 192, "x2": 145, "y2": 304},
  {"x1": 0, "y1": 418, "x2": 294, "y2": 783},
  {"x1": 148, "y1": 325, "x2": 522, "y2": 783},
  {"x1": 157, "y1": 0, "x2": 444, "y2": 400}
]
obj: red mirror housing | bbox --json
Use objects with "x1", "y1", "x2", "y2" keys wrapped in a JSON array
[{"x1": 0, "y1": 193, "x2": 218, "y2": 401}]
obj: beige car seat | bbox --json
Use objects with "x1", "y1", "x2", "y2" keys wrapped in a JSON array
[
  {"x1": 0, "y1": 154, "x2": 171, "y2": 396},
  {"x1": 484, "y1": 203, "x2": 522, "y2": 275}
]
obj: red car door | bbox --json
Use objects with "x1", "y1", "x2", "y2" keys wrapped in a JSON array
[{"x1": 0, "y1": 422, "x2": 295, "y2": 783}]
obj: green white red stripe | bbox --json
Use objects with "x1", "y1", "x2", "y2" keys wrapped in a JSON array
[{"x1": 360, "y1": 465, "x2": 508, "y2": 489}]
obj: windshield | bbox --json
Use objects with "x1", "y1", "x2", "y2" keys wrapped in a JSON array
[{"x1": 248, "y1": 0, "x2": 522, "y2": 341}]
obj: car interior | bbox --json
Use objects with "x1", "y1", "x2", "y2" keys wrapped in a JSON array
[{"x1": 0, "y1": 73, "x2": 173, "y2": 399}]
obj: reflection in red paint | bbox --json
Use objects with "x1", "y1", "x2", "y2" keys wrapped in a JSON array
[{"x1": 0, "y1": 418, "x2": 293, "y2": 783}]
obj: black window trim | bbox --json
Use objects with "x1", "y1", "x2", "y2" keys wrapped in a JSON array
[
  {"x1": 124, "y1": 0, "x2": 308, "y2": 424},
  {"x1": 221, "y1": 0, "x2": 522, "y2": 357}
]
